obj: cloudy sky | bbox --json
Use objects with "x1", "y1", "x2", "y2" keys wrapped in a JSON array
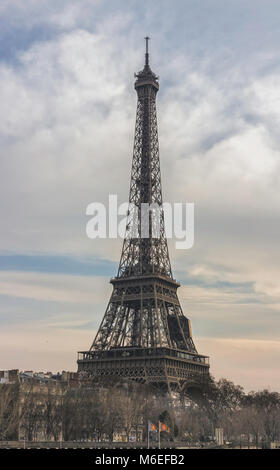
[{"x1": 1, "y1": 0, "x2": 280, "y2": 391}]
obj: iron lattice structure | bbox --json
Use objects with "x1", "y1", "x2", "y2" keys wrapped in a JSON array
[{"x1": 78, "y1": 39, "x2": 209, "y2": 393}]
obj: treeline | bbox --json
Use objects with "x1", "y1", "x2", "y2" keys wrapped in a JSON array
[
  {"x1": 0, "y1": 377, "x2": 280, "y2": 446},
  {"x1": 180, "y1": 378, "x2": 280, "y2": 447}
]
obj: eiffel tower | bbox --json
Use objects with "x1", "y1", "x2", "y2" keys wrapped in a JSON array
[{"x1": 78, "y1": 38, "x2": 210, "y2": 393}]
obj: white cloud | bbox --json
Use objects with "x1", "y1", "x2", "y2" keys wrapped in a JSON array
[
  {"x1": 0, "y1": 270, "x2": 108, "y2": 371},
  {"x1": 0, "y1": 271, "x2": 110, "y2": 304}
]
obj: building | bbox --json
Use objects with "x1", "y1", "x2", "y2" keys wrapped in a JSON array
[
  {"x1": 0, "y1": 369, "x2": 19, "y2": 384},
  {"x1": 78, "y1": 38, "x2": 209, "y2": 394}
]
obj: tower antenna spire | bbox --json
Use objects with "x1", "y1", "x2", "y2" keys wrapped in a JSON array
[{"x1": 144, "y1": 36, "x2": 150, "y2": 66}]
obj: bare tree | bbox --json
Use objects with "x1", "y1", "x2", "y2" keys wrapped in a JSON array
[
  {"x1": 42, "y1": 385, "x2": 63, "y2": 441},
  {"x1": 20, "y1": 382, "x2": 44, "y2": 441},
  {"x1": 0, "y1": 384, "x2": 19, "y2": 440}
]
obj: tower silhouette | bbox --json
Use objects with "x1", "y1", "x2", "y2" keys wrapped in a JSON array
[{"x1": 78, "y1": 39, "x2": 209, "y2": 393}]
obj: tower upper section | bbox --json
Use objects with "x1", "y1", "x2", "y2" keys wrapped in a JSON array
[
  {"x1": 134, "y1": 37, "x2": 159, "y2": 91},
  {"x1": 117, "y1": 38, "x2": 172, "y2": 279}
]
